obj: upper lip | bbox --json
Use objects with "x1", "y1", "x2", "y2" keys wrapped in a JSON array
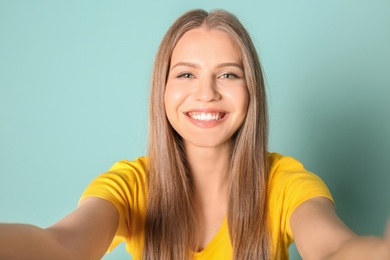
[
  {"x1": 183, "y1": 108, "x2": 228, "y2": 114},
  {"x1": 184, "y1": 108, "x2": 228, "y2": 120}
]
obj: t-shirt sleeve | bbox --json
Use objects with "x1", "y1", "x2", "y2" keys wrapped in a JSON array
[
  {"x1": 79, "y1": 158, "x2": 147, "y2": 252},
  {"x1": 268, "y1": 153, "x2": 334, "y2": 243}
]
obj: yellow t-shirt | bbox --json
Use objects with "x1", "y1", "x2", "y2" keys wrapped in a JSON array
[{"x1": 80, "y1": 153, "x2": 333, "y2": 259}]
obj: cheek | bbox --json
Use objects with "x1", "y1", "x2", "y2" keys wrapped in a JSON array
[
  {"x1": 164, "y1": 83, "x2": 190, "y2": 112},
  {"x1": 232, "y1": 86, "x2": 250, "y2": 125},
  {"x1": 164, "y1": 85, "x2": 186, "y2": 126},
  {"x1": 164, "y1": 89, "x2": 174, "y2": 123},
  {"x1": 164, "y1": 86, "x2": 178, "y2": 113},
  {"x1": 228, "y1": 85, "x2": 250, "y2": 113}
]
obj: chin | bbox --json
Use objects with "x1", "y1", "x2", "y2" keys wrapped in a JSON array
[{"x1": 184, "y1": 136, "x2": 233, "y2": 150}]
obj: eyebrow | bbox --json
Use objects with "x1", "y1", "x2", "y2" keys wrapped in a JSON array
[
  {"x1": 216, "y1": 62, "x2": 243, "y2": 70},
  {"x1": 170, "y1": 62, "x2": 200, "y2": 70},
  {"x1": 170, "y1": 62, "x2": 243, "y2": 71}
]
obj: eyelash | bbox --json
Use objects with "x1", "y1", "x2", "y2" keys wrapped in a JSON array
[
  {"x1": 220, "y1": 73, "x2": 239, "y2": 79},
  {"x1": 177, "y1": 72, "x2": 239, "y2": 79},
  {"x1": 177, "y1": 73, "x2": 193, "y2": 78}
]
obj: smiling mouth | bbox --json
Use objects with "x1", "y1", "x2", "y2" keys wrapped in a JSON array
[{"x1": 187, "y1": 112, "x2": 226, "y2": 121}]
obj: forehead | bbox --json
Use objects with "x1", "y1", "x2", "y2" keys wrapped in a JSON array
[{"x1": 171, "y1": 27, "x2": 243, "y2": 64}]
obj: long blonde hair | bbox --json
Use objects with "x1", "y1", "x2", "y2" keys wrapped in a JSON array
[{"x1": 145, "y1": 9, "x2": 269, "y2": 259}]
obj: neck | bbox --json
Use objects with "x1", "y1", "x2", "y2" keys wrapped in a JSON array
[{"x1": 185, "y1": 141, "x2": 232, "y2": 203}]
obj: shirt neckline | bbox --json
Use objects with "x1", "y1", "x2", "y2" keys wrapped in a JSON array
[{"x1": 193, "y1": 216, "x2": 228, "y2": 257}]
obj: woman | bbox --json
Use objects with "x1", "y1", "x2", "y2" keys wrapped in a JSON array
[{"x1": 1, "y1": 9, "x2": 389, "y2": 260}]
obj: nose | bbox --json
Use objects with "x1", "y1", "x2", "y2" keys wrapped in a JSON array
[{"x1": 193, "y1": 77, "x2": 221, "y2": 102}]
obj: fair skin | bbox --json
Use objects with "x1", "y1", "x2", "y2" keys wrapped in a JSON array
[
  {"x1": 0, "y1": 27, "x2": 389, "y2": 259},
  {"x1": 0, "y1": 198, "x2": 118, "y2": 259},
  {"x1": 165, "y1": 27, "x2": 390, "y2": 257},
  {"x1": 164, "y1": 27, "x2": 248, "y2": 250}
]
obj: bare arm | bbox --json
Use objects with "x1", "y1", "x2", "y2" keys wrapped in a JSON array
[
  {"x1": 291, "y1": 197, "x2": 390, "y2": 260},
  {"x1": 325, "y1": 219, "x2": 390, "y2": 260},
  {"x1": 0, "y1": 197, "x2": 119, "y2": 260}
]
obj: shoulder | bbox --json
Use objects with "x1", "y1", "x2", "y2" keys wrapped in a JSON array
[
  {"x1": 80, "y1": 156, "x2": 149, "y2": 203},
  {"x1": 267, "y1": 152, "x2": 332, "y2": 202},
  {"x1": 267, "y1": 152, "x2": 327, "y2": 191},
  {"x1": 267, "y1": 152, "x2": 333, "y2": 243},
  {"x1": 267, "y1": 152, "x2": 305, "y2": 175},
  {"x1": 109, "y1": 156, "x2": 149, "y2": 173},
  {"x1": 107, "y1": 156, "x2": 149, "y2": 182},
  {"x1": 79, "y1": 156, "x2": 149, "y2": 253}
]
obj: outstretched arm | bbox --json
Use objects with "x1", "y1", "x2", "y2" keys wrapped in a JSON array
[
  {"x1": 291, "y1": 197, "x2": 390, "y2": 259},
  {"x1": 0, "y1": 197, "x2": 119, "y2": 260},
  {"x1": 325, "y1": 219, "x2": 390, "y2": 260}
]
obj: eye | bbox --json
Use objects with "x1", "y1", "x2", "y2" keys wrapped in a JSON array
[
  {"x1": 177, "y1": 73, "x2": 194, "y2": 79},
  {"x1": 220, "y1": 73, "x2": 239, "y2": 79}
]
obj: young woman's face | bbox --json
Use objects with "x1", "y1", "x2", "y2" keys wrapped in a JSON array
[{"x1": 164, "y1": 27, "x2": 249, "y2": 149}]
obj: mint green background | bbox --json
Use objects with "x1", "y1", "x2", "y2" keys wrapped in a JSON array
[{"x1": 1, "y1": 1, "x2": 389, "y2": 259}]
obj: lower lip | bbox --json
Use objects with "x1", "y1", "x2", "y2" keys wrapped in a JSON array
[{"x1": 185, "y1": 114, "x2": 228, "y2": 128}]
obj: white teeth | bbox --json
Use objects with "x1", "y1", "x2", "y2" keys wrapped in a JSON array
[{"x1": 189, "y1": 112, "x2": 222, "y2": 121}]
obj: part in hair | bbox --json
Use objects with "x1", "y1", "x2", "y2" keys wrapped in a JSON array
[{"x1": 145, "y1": 9, "x2": 270, "y2": 259}]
